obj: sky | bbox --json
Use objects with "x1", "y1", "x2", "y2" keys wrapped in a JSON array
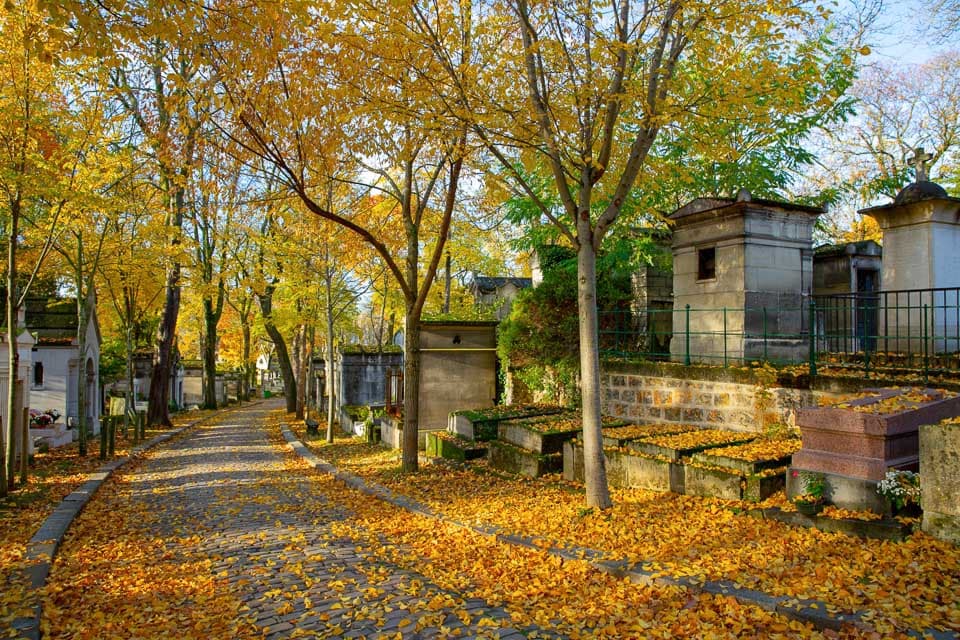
[{"x1": 865, "y1": 0, "x2": 951, "y2": 64}]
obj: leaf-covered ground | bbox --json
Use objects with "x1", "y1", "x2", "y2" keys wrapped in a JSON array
[
  {"x1": 0, "y1": 409, "x2": 216, "y2": 636},
  {"x1": 295, "y1": 424, "x2": 960, "y2": 638},
  {"x1": 33, "y1": 403, "x2": 889, "y2": 639}
]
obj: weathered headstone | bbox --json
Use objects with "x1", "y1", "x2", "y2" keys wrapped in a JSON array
[{"x1": 920, "y1": 419, "x2": 960, "y2": 543}]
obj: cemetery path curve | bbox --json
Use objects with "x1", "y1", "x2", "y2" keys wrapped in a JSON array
[{"x1": 42, "y1": 400, "x2": 548, "y2": 640}]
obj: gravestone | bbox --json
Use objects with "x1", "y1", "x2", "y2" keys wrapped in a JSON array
[
  {"x1": 791, "y1": 388, "x2": 960, "y2": 513},
  {"x1": 920, "y1": 419, "x2": 960, "y2": 543},
  {"x1": 669, "y1": 190, "x2": 823, "y2": 364}
]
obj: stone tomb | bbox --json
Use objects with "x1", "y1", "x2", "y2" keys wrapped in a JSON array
[
  {"x1": 669, "y1": 190, "x2": 822, "y2": 364},
  {"x1": 448, "y1": 404, "x2": 563, "y2": 441},
  {"x1": 488, "y1": 413, "x2": 623, "y2": 478},
  {"x1": 565, "y1": 426, "x2": 789, "y2": 501},
  {"x1": 860, "y1": 151, "x2": 960, "y2": 354},
  {"x1": 791, "y1": 388, "x2": 960, "y2": 512}
]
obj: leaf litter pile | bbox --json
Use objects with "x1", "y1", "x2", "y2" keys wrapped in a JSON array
[
  {"x1": 0, "y1": 409, "x2": 217, "y2": 637},
  {"x1": 297, "y1": 424, "x2": 960, "y2": 638},
  {"x1": 20, "y1": 405, "x2": 957, "y2": 639}
]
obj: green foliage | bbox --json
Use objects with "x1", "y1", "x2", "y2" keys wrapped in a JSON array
[
  {"x1": 498, "y1": 244, "x2": 634, "y2": 401},
  {"x1": 98, "y1": 338, "x2": 128, "y2": 383}
]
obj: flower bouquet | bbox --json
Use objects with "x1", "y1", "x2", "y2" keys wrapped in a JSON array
[{"x1": 29, "y1": 408, "x2": 61, "y2": 428}]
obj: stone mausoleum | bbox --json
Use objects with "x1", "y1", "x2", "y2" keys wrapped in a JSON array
[
  {"x1": 669, "y1": 190, "x2": 823, "y2": 364},
  {"x1": 860, "y1": 148, "x2": 960, "y2": 354}
]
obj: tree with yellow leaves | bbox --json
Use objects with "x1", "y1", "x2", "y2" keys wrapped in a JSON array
[
  {"x1": 423, "y1": 0, "x2": 859, "y2": 507},
  {"x1": 0, "y1": 0, "x2": 89, "y2": 492},
  {"x1": 211, "y1": 2, "x2": 470, "y2": 471}
]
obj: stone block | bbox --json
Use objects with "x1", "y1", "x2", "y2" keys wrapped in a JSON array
[
  {"x1": 786, "y1": 466, "x2": 888, "y2": 514},
  {"x1": 488, "y1": 440, "x2": 562, "y2": 478},
  {"x1": 795, "y1": 388, "x2": 960, "y2": 482},
  {"x1": 498, "y1": 421, "x2": 581, "y2": 455},
  {"x1": 920, "y1": 421, "x2": 960, "y2": 543},
  {"x1": 425, "y1": 432, "x2": 486, "y2": 462},
  {"x1": 564, "y1": 442, "x2": 681, "y2": 492},
  {"x1": 684, "y1": 465, "x2": 784, "y2": 502}
]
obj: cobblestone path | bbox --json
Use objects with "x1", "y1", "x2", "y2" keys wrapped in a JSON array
[{"x1": 46, "y1": 401, "x2": 549, "y2": 639}]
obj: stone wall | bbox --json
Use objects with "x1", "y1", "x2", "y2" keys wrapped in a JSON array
[{"x1": 600, "y1": 363, "x2": 824, "y2": 433}]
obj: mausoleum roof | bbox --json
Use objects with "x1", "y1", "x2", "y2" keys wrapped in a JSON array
[
  {"x1": 893, "y1": 180, "x2": 950, "y2": 205},
  {"x1": 670, "y1": 192, "x2": 824, "y2": 222}
]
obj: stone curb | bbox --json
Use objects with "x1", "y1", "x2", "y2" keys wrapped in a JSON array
[
  {"x1": 281, "y1": 427, "x2": 959, "y2": 640},
  {"x1": 12, "y1": 403, "x2": 259, "y2": 640}
]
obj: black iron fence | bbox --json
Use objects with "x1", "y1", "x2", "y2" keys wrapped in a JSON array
[{"x1": 599, "y1": 287, "x2": 960, "y2": 378}]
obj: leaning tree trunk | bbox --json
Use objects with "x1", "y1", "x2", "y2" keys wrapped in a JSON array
[
  {"x1": 577, "y1": 240, "x2": 611, "y2": 509},
  {"x1": 258, "y1": 288, "x2": 296, "y2": 413},
  {"x1": 148, "y1": 264, "x2": 179, "y2": 427}
]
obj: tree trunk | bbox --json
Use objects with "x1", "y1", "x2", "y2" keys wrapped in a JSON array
[
  {"x1": 241, "y1": 321, "x2": 251, "y2": 400},
  {"x1": 201, "y1": 297, "x2": 218, "y2": 409},
  {"x1": 294, "y1": 323, "x2": 307, "y2": 420},
  {"x1": 401, "y1": 309, "x2": 421, "y2": 473},
  {"x1": 148, "y1": 264, "x2": 179, "y2": 427},
  {"x1": 3, "y1": 196, "x2": 20, "y2": 495},
  {"x1": 325, "y1": 312, "x2": 336, "y2": 443},
  {"x1": 125, "y1": 319, "x2": 134, "y2": 436},
  {"x1": 258, "y1": 288, "x2": 296, "y2": 413},
  {"x1": 577, "y1": 241, "x2": 611, "y2": 509}
]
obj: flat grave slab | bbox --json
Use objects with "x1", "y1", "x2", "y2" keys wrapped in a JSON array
[
  {"x1": 499, "y1": 413, "x2": 627, "y2": 455},
  {"x1": 449, "y1": 404, "x2": 564, "y2": 441},
  {"x1": 601, "y1": 423, "x2": 698, "y2": 448},
  {"x1": 627, "y1": 429, "x2": 756, "y2": 462}
]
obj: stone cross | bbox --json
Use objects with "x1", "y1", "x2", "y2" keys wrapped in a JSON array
[{"x1": 907, "y1": 146, "x2": 934, "y2": 183}]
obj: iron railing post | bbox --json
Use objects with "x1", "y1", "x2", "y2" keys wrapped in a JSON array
[
  {"x1": 808, "y1": 300, "x2": 817, "y2": 377},
  {"x1": 685, "y1": 304, "x2": 691, "y2": 366},
  {"x1": 722, "y1": 307, "x2": 728, "y2": 367}
]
